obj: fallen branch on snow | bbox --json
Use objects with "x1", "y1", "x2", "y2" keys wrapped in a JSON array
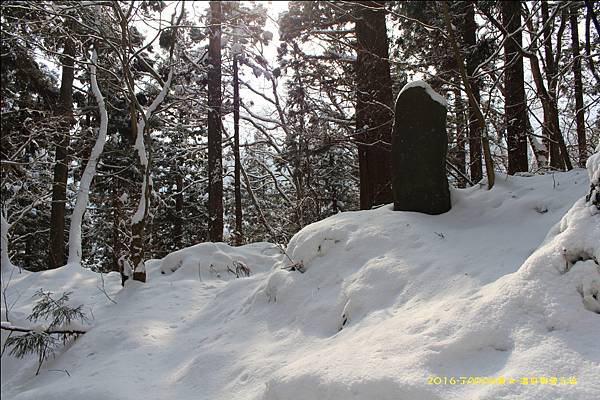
[{"x1": 1, "y1": 322, "x2": 86, "y2": 336}]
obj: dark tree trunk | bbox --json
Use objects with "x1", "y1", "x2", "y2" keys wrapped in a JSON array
[
  {"x1": 174, "y1": 162, "x2": 184, "y2": 250},
  {"x1": 328, "y1": 151, "x2": 339, "y2": 213},
  {"x1": 502, "y1": 1, "x2": 529, "y2": 174},
  {"x1": 355, "y1": 1, "x2": 393, "y2": 209},
  {"x1": 48, "y1": 37, "x2": 75, "y2": 269},
  {"x1": 584, "y1": 4, "x2": 600, "y2": 84},
  {"x1": 570, "y1": 5, "x2": 587, "y2": 167},
  {"x1": 233, "y1": 54, "x2": 243, "y2": 246},
  {"x1": 530, "y1": 64, "x2": 572, "y2": 171},
  {"x1": 208, "y1": 1, "x2": 223, "y2": 242},
  {"x1": 584, "y1": 0, "x2": 600, "y2": 36},
  {"x1": 111, "y1": 180, "x2": 121, "y2": 273},
  {"x1": 541, "y1": 0, "x2": 563, "y2": 168},
  {"x1": 464, "y1": 3, "x2": 483, "y2": 183},
  {"x1": 295, "y1": 70, "x2": 307, "y2": 228},
  {"x1": 452, "y1": 86, "x2": 467, "y2": 188},
  {"x1": 130, "y1": 146, "x2": 152, "y2": 283}
]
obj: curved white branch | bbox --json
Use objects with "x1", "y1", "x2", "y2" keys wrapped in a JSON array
[{"x1": 67, "y1": 50, "x2": 109, "y2": 265}]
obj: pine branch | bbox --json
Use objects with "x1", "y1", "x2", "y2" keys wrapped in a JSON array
[{"x1": 1, "y1": 322, "x2": 86, "y2": 336}]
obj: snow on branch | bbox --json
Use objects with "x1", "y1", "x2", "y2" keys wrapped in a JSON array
[
  {"x1": 1, "y1": 322, "x2": 86, "y2": 336},
  {"x1": 131, "y1": 69, "x2": 174, "y2": 226},
  {"x1": 67, "y1": 49, "x2": 109, "y2": 265}
]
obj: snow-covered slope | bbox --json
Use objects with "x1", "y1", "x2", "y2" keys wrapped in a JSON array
[{"x1": 2, "y1": 169, "x2": 598, "y2": 400}]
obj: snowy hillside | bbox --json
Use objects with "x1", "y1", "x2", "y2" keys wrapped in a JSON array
[{"x1": 2, "y1": 169, "x2": 599, "y2": 400}]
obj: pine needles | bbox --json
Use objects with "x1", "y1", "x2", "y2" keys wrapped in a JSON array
[{"x1": 3, "y1": 290, "x2": 89, "y2": 375}]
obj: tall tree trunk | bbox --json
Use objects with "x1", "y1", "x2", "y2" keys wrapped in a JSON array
[
  {"x1": 529, "y1": 61, "x2": 572, "y2": 171},
  {"x1": 502, "y1": 0, "x2": 528, "y2": 174},
  {"x1": 453, "y1": 86, "x2": 467, "y2": 188},
  {"x1": 493, "y1": 63, "x2": 547, "y2": 168},
  {"x1": 584, "y1": 3, "x2": 600, "y2": 85},
  {"x1": 208, "y1": 1, "x2": 224, "y2": 241},
  {"x1": 294, "y1": 65, "x2": 307, "y2": 229},
  {"x1": 534, "y1": 5, "x2": 573, "y2": 170},
  {"x1": 233, "y1": 54, "x2": 243, "y2": 245},
  {"x1": 584, "y1": 0, "x2": 600, "y2": 36},
  {"x1": 442, "y1": 2, "x2": 495, "y2": 189},
  {"x1": 48, "y1": 37, "x2": 75, "y2": 269},
  {"x1": 541, "y1": 0, "x2": 562, "y2": 168},
  {"x1": 67, "y1": 50, "x2": 109, "y2": 265},
  {"x1": 111, "y1": 180, "x2": 121, "y2": 273},
  {"x1": 174, "y1": 161, "x2": 184, "y2": 250},
  {"x1": 479, "y1": 2, "x2": 573, "y2": 171},
  {"x1": 329, "y1": 152, "x2": 339, "y2": 213},
  {"x1": 129, "y1": 71, "x2": 173, "y2": 282},
  {"x1": 570, "y1": 5, "x2": 587, "y2": 167},
  {"x1": 464, "y1": 3, "x2": 483, "y2": 183},
  {"x1": 355, "y1": 1, "x2": 393, "y2": 209},
  {"x1": 113, "y1": 1, "x2": 181, "y2": 282}
]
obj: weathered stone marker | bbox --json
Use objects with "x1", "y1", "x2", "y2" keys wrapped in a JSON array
[{"x1": 392, "y1": 81, "x2": 451, "y2": 215}]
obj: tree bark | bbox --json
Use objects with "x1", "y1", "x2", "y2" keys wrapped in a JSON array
[
  {"x1": 464, "y1": 3, "x2": 483, "y2": 182},
  {"x1": 233, "y1": 54, "x2": 243, "y2": 245},
  {"x1": 355, "y1": 1, "x2": 393, "y2": 209},
  {"x1": 111, "y1": 180, "x2": 121, "y2": 273},
  {"x1": 584, "y1": 0, "x2": 600, "y2": 36},
  {"x1": 291, "y1": 60, "x2": 307, "y2": 229},
  {"x1": 502, "y1": 0, "x2": 529, "y2": 174},
  {"x1": 442, "y1": 2, "x2": 495, "y2": 189},
  {"x1": 477, "y1": 4, "x2": 572, "y2": 171},
  {"x1": 541, "y1": 0, "x2": 562, "y2": 168},
  {"x1": 129, "y1": 134, "x2": 152, "y2": 283},
  {"x1": 123, "y1": 55, "x2": 174, "y2": 282},
  {"x1": 529, "y1": 61, "x2": 572, "y2": 171},
  {"x1": 67, "y1": 50, "x2": 109, "y2": 265},
  {"x1": 48, "y1": 37, "x2": 75, "y2": 269},
  {"x1": 130, "y1": 72, "x2": 173, "y2": 282},
  {"x1": 533, "y1": 5, "x2": 572, "y2": 170},
  {"x1": 208, "y1": 1, "x2": 224, "y2": 241},
  {"x1": 570, "y1": 5, "x2": 587, "y2": 167},
  {"x1": 584, "y1": 4, "x2": 600, "y2": 85},
  {"x1": 112, "y1": 2, "x2": 182, "y2": 282},
  {"x1": 452, "y1": 86, "x2": 467, "y2": 188},
  {"x1": 174, "y1": 161, "x2": 184, "y2": 250}
]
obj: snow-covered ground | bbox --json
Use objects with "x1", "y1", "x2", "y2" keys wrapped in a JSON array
[{"x1": 2, "y1": 168, "x2": 599, "y2": 400}]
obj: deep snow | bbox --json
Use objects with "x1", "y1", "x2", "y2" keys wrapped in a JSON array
[{"x1": 2, "y1": 168, "x2": 599, "y2": 400}]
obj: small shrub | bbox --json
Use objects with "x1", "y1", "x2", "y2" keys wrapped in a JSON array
[{"x1": 3, "y1": 290, "x2": 89, "y2": 375}]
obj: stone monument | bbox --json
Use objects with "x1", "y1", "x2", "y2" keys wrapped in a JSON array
[{"x1": 392, "y1": 81, "x2": 451, "y2": 215}]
